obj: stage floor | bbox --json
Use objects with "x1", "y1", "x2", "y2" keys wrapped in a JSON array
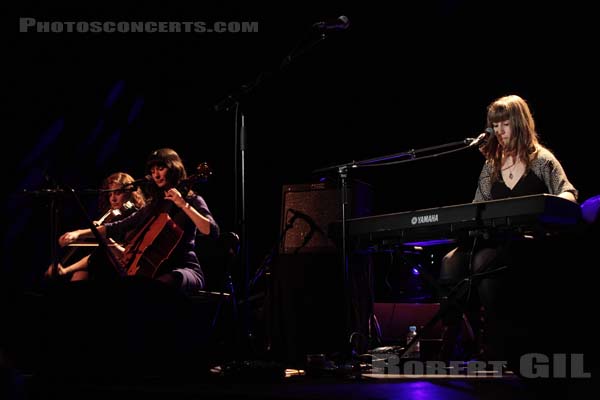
[{"x1": 9, "y1": 363, "x2": 596, "y2": 400}]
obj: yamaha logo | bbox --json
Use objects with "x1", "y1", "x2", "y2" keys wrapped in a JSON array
[{"x1": 411, "y1": 214, "x2": 439, "y2": 225}]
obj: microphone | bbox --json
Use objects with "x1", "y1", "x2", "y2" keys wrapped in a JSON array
[
  {"x1": 124, "y1": 175, "x2": 152, "y2": 189},
  {"x1": 312, "y1": 15, "x2": 350, "y2": 31},
  {"x1": 467, "y1": 127, "x2": 494, "y2": 147},
  {"x1": 288, "y1": 209, "x2": 324, "y2": 234}
]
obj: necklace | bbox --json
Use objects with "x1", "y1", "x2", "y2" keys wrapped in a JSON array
[{"x1": 501, "y1": 161, "x2": 516, "y2": 180}]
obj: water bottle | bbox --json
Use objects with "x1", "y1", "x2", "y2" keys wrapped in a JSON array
[{"x1": 403, "y1": 325, "x2": 421, "y2": 359}]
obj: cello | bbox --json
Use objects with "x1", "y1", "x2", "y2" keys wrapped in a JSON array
[{"x1": 117, "y1": 163, "x2": 212, "y2": 278}]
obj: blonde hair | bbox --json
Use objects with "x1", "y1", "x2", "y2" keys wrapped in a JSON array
[{"x1": 98, "y1": 172, "x2": 146, "y2": 212}]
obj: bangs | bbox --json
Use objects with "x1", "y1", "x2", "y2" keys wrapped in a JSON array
[
  {"x1": 146, "y1": 151, "x2": 168, "y2": 172},
  {"x1": 146, "y1": 148, "x2": 179, "y2": 171},
  {"x1": 144, "y1": 148, "x2": 185, "y2": 181},
  {"x1": 146, "y1": 160, "x2": 166, "y2": 171},
  {"x1": 487, "y1": 104, "x2": 511, "y2": 123}
]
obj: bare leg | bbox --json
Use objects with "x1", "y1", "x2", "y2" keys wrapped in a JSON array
[{"x1": 70, "y1": 270, "x2": 89, "y2": 281}]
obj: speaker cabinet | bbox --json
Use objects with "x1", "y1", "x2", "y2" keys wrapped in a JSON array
[
  {"x1": 280, "y1": 181, "x2": 373, "y2": 254},
  {"x1": 266, "y1": 253, "x2": 346, "y2": 365}
]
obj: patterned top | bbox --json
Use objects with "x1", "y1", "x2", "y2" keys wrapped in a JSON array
[{"x1": 473, "y1": 146, "x2": 578, "y2": 202}]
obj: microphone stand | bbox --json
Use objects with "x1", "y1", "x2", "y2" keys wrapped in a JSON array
[
  {"x1": 22, "y1": 184, "x2": 70, "y2": 279},
  {"x1": 23, "y1": 184, "x2": 128, "y2": 280},
  {"x1": 66, "y1": 187, "x2": 125, "y2": 277},
  {"x1": 312, "y1": 136, "x2": 478, "y2": 357},
  {"x1": 212, "y1": 23, "x2": 334, "y2": 357}
]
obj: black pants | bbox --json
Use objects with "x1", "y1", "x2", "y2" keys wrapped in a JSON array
[
  {"x1": 438, "y1": 233, "x2": 591, "y2": 363},
  {"x1": 438, "y1": 239, "x2": 511, "y2": 321},
  {"x1": 437, "y1": 237, "x2": 513, "y2": 360}
]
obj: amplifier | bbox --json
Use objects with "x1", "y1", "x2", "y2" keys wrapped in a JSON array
[{"x1": 280, "y1": 180, "x2": 373, "y2": 254}]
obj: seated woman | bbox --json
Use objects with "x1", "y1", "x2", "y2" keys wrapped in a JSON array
[{"x1": 45, "y1": 172, "x2": 146, "y2": 281}]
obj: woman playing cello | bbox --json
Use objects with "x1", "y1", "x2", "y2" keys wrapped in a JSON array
[{"x1": 58, "y1": 148, "x2": 219, "y2": 292}]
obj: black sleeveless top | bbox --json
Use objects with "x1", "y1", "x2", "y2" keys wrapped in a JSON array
[{"x1": 491, "y1": 171, "x2": 548, "y2": 200}]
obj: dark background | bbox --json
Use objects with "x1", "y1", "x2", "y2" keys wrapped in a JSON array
[{"x1": 5, "y1": 1, "x2": 599, "y2": 291}]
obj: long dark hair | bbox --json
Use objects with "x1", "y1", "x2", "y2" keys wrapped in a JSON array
[
  {"x1": 144, "y1": 148, "x2": 188, "y2": 202},
  {"x1": 479, "y1": 95, "x2": 542, "y2": 182}
]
